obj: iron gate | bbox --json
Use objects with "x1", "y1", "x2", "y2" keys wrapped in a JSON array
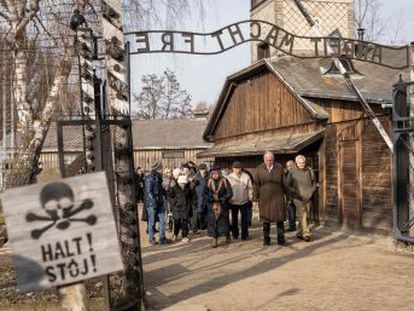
[
  {"x1": 56, "y1": 88, "x2": 142, "y2": 308},
  {"x1": 393, "y1": 79, "x2": 414, "y2": 244}
]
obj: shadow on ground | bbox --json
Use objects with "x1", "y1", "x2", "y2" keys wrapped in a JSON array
[{"x1": 142, "y1": 223, "x2": 375, "y2": 310}]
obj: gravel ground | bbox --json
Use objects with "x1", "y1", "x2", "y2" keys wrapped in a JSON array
[
  {"x1": 141, "y1": 222, "x2": 414, "y2": 311},
  {"x1": 1, "y1": 208, "x2": 413, "y2": 310}
]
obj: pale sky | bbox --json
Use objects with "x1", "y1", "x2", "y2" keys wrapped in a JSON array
[{"x1": 130, "y1": 0, "x2": 413, "y2": 109}]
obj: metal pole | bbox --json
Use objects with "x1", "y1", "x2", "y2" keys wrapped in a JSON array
[
  {"x1": 58, "y1": 283, "x2": 88, "y2": 311},
  {"x1": 100, "y1": 1, "x2": 144, "y2": 308},
  {"x1": 293, "y1": 0, "x2": 393, "y2": 152},
  {"x1": 75, "y1": 33, "x2": 88, "y2": 171},
  {"x1": 1, "y1": 53, "x2": 7, "y2": 190},
  {"x1": 409, "y1": 42, "x2": 414, "y2": 236},
  {"x1": 126, "y1": 41, "x2": 132, "y2": 114}
]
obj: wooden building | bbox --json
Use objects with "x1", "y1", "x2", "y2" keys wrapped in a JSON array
[
  {"x1": 199, "y1": 55, "x2": 409, "y2": 231},
  {"x1": 40, "y1": 117, "x2": 212, "y2": 177},
  {"x1": 131, "y1": 118, "x2": 213, "y2": 170}
]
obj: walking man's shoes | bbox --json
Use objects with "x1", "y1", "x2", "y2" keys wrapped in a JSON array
[
  {"x1": 277, "y1": 238, "x2": 286, "y2": 246},
  {"x1": 296, "y1": 235, "x2": 311, "y2": 242},
  {"x1": 263, "y1": 239, "x2": 270, "y2": 246}
]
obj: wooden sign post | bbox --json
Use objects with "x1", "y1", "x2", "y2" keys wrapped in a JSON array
[{"x1": 1, "y1": 172, "x2": 124, "y2": 305}]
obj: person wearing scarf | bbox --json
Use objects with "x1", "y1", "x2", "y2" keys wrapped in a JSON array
[{"x1": 204, "y1": 166, "x2": 233, "y2": 247}]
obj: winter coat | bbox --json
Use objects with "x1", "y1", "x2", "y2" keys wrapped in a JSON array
[
  {"x1": 253, "y1": 163, "x2": 287, "y2": 223},
  {"x1": 134, "y1": 172, "x2": 144, "y2": 202},
  {"x1": 168, "y1": 183, "x2": 195, "y2": 220},
  {"x1": 286, "y1": 167, "x2": 317, "y2": 208},
  {"x1": 194, "y1": 172, "x2": 208, "y2": 214},
  {"x1": 227, "y1": 171, "x2": 253, "y2": 205},
  {"x1": 144, "y1": 170, "x2": 165, "y2": 212},
  {"x1": 204, "y1": 177, "x2": 233, "y2": 238}
]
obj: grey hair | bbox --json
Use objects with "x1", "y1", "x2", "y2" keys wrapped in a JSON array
[
  {"x1": 295, "y1": 155, "x2": 306, "y2": 163},
  {"x1": 263, "y1": 150, "x2": 274, "y2": 159}
]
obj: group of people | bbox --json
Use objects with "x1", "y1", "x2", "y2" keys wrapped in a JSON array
[{"x1": 137, "y1": 150, "x2": 317, "y2": 248}]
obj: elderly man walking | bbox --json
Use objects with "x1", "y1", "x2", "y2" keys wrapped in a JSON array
[
  {"x1": 227, "y1": 161, "x2": 253, "y2": 241},
  {"x1": 254, "y1": 151, "x2": 288, "y2": 246},
  {"x1": 286, "y1": 155, "x2": 317, "y2": 242}
]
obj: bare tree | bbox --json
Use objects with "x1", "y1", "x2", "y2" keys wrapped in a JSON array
[
  {"x1": 124, "y1": 0, "x2": 209, "y2": 30},
  {"x1": 355, "y1": 0, "x2": 406, "y2": 43},
  {"x1": 134, "y1": 69, "x2": 192, "y2": 120},
  {"x1": 134, "y1": 73, "x2": 165, "y2": 119},
  {"x1": 0, "y1": 0, "x2": 208, "y2": 186},
  {"x1": 163, "y1": 69, "x2": 192, "y2": 118},
  {"x1": 0, "y1": 0, "x2": 85, "y2": 186}
]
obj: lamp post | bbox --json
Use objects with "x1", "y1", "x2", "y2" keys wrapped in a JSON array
[
  {"x1": 71, "y1": 10, "x2": 98, "y2": 174},
  {"x1": 55, "y1": 11, "x2": 91, "y2": 311}
]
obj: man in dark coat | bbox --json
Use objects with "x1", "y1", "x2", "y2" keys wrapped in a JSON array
[
  {"x1": 205, "y1": 166, "x2": 233, "y2": 247},
  {"x1": 144, "y1": 161, "x2": 167, "y2": 245},
  {"x1": 286, "y1": 155, "x2": 317, "y2": 242},
  {"x1": 253, "y1": 151, "x2": 288, "y2": 246},
  {"x1": 192, "y1": 163, "x2": 208, "y2": 232}
]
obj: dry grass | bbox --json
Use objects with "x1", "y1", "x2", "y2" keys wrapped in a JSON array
[{"x1": 36, "y1": 168, "x2": 60, "y2": 183}]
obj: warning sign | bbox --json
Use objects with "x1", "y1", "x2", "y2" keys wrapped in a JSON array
[{"x1": 2, "y1": 172, "x2": 124, "y2": 292}]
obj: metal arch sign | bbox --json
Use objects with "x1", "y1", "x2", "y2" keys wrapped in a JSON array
[{"x1": 125, "y1": 19, "x2": 410, "y2": 70}]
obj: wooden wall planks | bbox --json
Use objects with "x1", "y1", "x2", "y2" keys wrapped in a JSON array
[{"x1": 215, "y1": 72, "x2": 314, "y2": 140}]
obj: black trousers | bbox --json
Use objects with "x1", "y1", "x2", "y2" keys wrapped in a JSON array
[
  {"x1": 247, "y1": 201, "x2": 253, "y2": 227},
  {"x1": 230, "y1": 202, "x2": 250, "y2": 240},
  {"x1": 287, "y1": 201, "x2": 296, "y2": 230},
  {"x1": 263, "y1": 222, "x2": 285, "y2": 244},
  {"x1": 191, "y1": 211, "x2": 206, "y2": 232},
  {"x1": 174, "y1": 218, "x2": 189, "y2": 238}
]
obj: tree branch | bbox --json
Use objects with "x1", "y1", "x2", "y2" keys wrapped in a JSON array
[
  {"x1": 34, "y1": 14, "x2": 59, "y2": 47},
  {"x1": 15, "y1": 0, "x2": 41, "y2": 39},
  {"x1": 0, "y1": 0, "x2": 10, "y2": 22}
]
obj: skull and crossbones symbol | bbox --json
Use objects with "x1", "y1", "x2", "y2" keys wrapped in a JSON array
[{"x1": 26, "y1": 182, "x2": 97, "y2": 239}]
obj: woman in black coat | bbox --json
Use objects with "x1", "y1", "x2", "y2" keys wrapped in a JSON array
[
  {"x1": 205, "y1": 167, "x2": 233, "y2": 248},
  {"x1": 168, "y1": 175, "x2": 196, "y2": 242}
]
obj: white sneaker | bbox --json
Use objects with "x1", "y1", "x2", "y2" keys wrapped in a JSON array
[
  {"x1": 172, "y1": 235, "x2": 178, "y2": 242},
  {"x1": 182, "y1": 237, "x2": 190, "y2": 243}
]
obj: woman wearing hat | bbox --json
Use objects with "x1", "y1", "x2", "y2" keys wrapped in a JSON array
[
  {"x1": 205, "y1": 166, "x2": 233, "y2": 247},
  {"x1": 168, "y1": 174, "x2": 196, "y2": 242}
]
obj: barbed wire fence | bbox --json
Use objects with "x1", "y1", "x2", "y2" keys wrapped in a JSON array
[{"x1": 0, "y1": 1, "x2": 113, "y2": 309}]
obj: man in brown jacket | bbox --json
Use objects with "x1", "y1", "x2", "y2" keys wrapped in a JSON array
[
  {"x1": 286, "y1": 155, "x2": 316, "y2": 242},
  {"x1": 254, "y1": 151, "x2": 288, "y2": 246}
]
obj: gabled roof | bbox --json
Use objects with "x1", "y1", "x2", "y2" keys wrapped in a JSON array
[
  {"x1": 42, "y1": 118, "x2": 211, "y2": 152},
  {"x1": 204, "y1": 59, "x2": 329, "y2": 141},
  {"x1": 204, "y1": 53, "x2": 408, "y2": 141},
  {"x1": 267, "y1": 55, "x2": 408, "y2": 103},
  {"x1": 131, "y1": 118, "x2": 211, "y2": 149}
]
